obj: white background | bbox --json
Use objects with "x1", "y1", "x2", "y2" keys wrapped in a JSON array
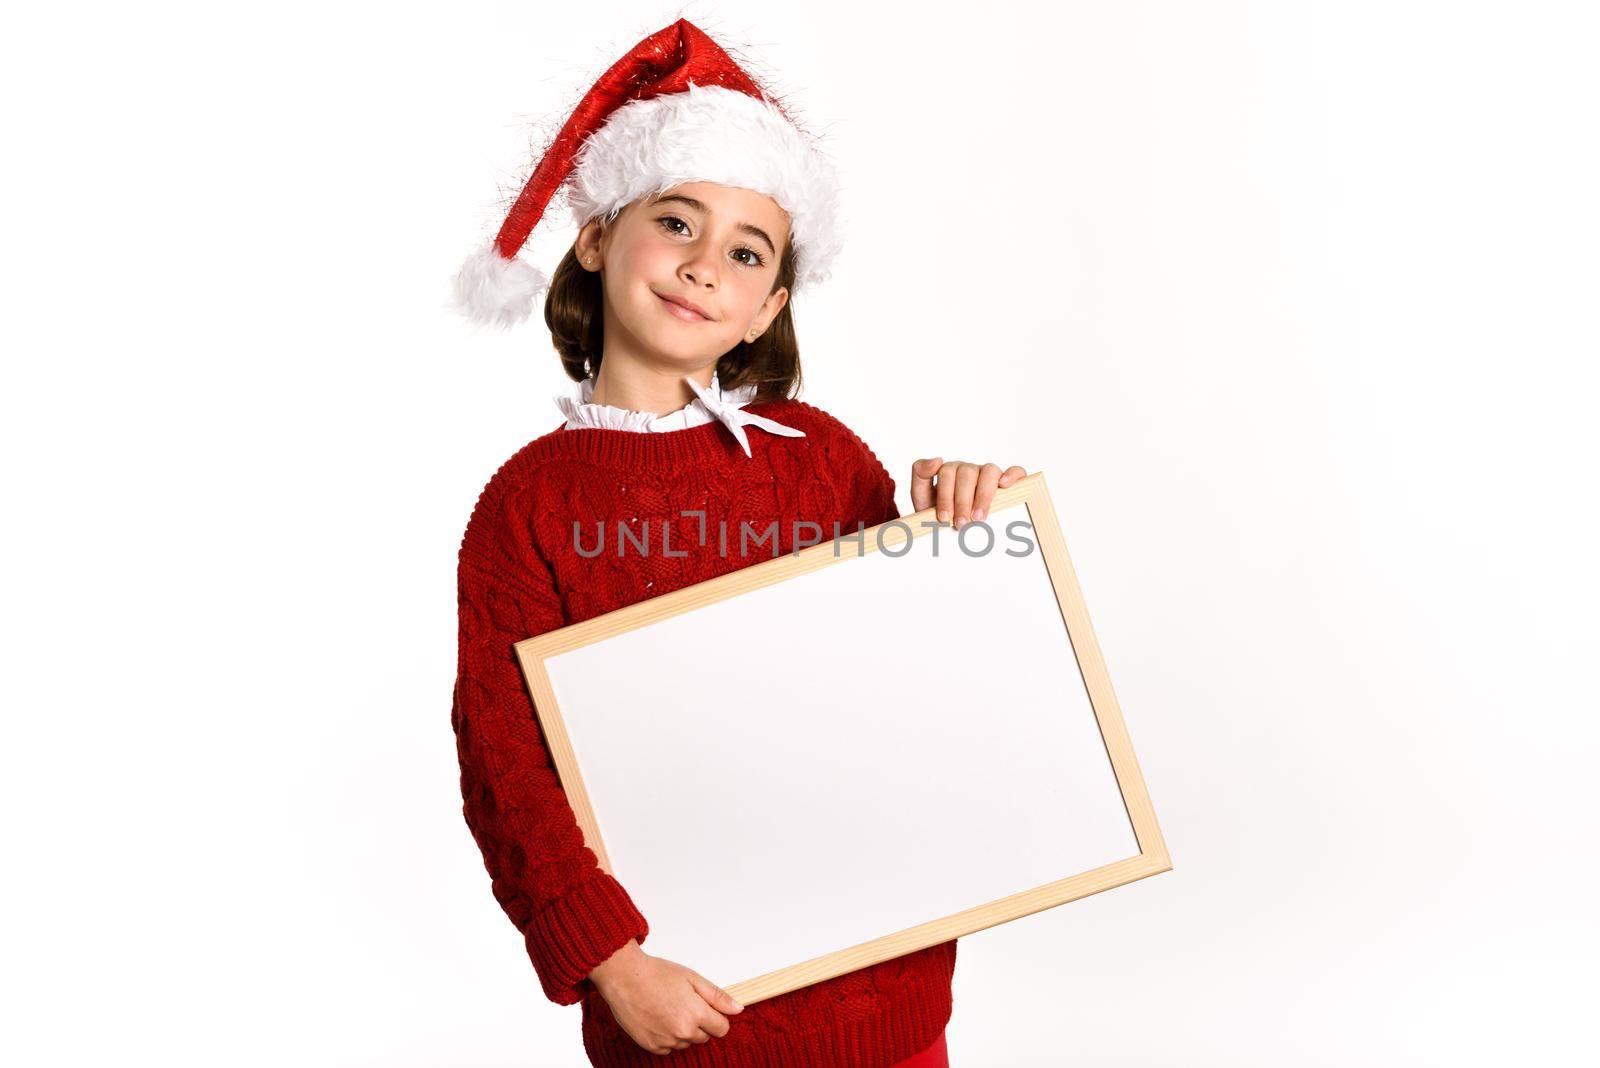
[{"x1": 4, "y1": 1, "x2": 1596, "y2": 1065}]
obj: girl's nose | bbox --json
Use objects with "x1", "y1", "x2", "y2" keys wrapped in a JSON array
[{"x1": 679, "y1": 250, "x2": 719, "y2": 289}]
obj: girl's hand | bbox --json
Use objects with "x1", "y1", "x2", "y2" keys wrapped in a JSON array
[
  {"x1": 588, "y1": 939, "x2": 744, "y2": 1055},
  {"x1": 910, "y1": 458, "x2": 1029, "y2": 529}
]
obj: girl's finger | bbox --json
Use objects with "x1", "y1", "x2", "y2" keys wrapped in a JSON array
[
  {"x1": 934, "y1": 461, "x2": 958, "y2": 523},
  {"x1": 972, "y1": 463, "x2": 1003, "y2": 522},
  {"x1": 997, "y1": 465, "x2": 1027, "y2": 488},
  {"x1": 909, "y1": 457, "x2": 942, "y2": 513},
  {"x1": 951, "y1": 463, "x2": 981, "y2": 528}
]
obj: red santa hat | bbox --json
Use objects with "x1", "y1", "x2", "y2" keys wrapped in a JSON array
[{"x1": 453, "y1": 18, "x2": 845, "y2": 329}]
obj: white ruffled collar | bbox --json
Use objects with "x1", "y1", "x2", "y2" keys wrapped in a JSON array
[{"x1": 556, "y1": 370, "x2": 806, "y2": 457}]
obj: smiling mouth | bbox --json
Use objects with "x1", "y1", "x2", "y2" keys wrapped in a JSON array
[{"x1": 655, "y1": 292, "x2": 712, "y2": 322}]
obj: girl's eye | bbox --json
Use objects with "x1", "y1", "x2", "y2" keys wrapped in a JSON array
[{"x1": 657, "y1": 215, "x2": 768, "y2": 269}]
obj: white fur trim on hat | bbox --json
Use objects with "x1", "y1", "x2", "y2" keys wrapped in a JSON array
[
  {"x1": 452, "y1": 243, "x2": 551, "y2": 329},
  {"x1": 565, "y1": 83, "x2": 845, "y2": 293}
]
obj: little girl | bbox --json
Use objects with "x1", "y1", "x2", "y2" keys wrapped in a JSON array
[{"x1": 452, "y1": 20, "x2": 1024, "y2": 1067}]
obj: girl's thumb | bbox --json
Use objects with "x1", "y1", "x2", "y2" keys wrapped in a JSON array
[{"x1": 693, "y1": 972, "x2": 743, "y2": 1013}]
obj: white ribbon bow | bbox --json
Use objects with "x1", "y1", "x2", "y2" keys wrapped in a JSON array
[{"x1": 683, "y1": 374, "x2": 807, "y2": 457}]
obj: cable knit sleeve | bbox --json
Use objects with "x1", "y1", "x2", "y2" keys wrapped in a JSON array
[
  {"x1": 452, "y1": 474, "x2": 650, "y2": 1006},
  {"x1": 836, "y1": 417, "x2": 900, "y2": 530},
  {"x1": 858, "y1": 457, "x2": 900, "y2": 529}
]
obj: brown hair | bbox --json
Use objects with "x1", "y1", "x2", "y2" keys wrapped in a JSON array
[{"x1": 543, "y1": 211, "x2": 803, "y2": 403}]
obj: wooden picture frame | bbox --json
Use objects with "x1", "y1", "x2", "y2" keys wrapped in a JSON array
[{"x1": 514, "y1": 471, "x2": 1171, "y2": 1005}]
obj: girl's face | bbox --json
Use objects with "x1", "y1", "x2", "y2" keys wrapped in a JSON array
[{"x1": 575, "y1": 181, "x2": 791, "y2": 368}]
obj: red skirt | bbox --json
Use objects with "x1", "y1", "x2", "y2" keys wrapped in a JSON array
[{"x1": 889, "y1": 1028, "x2": 949, "y2": 1068}]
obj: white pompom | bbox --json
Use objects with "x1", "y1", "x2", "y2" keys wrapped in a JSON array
[{"x1": 452, "y1": 243, "x2": 551, "y2": 329}]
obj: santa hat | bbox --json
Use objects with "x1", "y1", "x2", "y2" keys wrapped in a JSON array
[{"x1": 453, "y1": 18, "x2": 845, "y2": 329}]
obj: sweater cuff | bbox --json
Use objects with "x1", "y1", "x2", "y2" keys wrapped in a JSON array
[{"x1": 522, "y1": 871, "x2": 650, "y2": 1006}]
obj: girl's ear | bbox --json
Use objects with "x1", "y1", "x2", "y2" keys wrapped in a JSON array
[
  {"x1": 573, "y1": 219, "x2": 604, "y2": 271},
  {"x1": 761, "y1": 285, "x2": 789, "y2": 321},
  {"x1": 748, "y1": 285, "x2": 788, "y2": 341}
]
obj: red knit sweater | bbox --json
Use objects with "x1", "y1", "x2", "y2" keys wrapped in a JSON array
[{"x1": 452, "y1": 397, "x2": 957, "y2": 1067}]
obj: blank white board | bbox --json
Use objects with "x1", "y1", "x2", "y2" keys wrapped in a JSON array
[{"x1": 516, "y1": 472, "x2": 1169, "y2": 1004}]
